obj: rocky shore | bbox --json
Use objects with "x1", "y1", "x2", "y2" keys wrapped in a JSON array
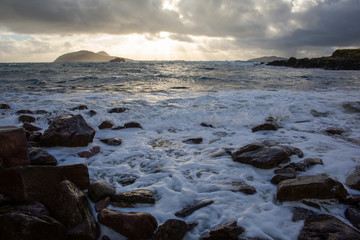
[
  {"x1": 267, "y1": 49, "x2": 360, "y2": 70},
  {"x1": 1, "y1": 103, "x2": 360, "y2": 239}
]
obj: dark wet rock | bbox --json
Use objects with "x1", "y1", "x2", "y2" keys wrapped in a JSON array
[
  {"x1": 201, "y1": 122, "x2": 214, "y2": 128},
  {"x1": 0, "y1": 103, "x2": 10, "y2": 109},
  {"x1": 231, "y1": 182, "x2": 257, "y2": 194},
  {"x1": 87, "y1": 110, "x2": 97, "y2": 117},
  {"x1": 0, "y1": 126, "x2": 29, "y2": 168},
  {"x1": 0, "y1": 194, "x2": 11, "y2": 205},
  {"x1": 301, "y1": 200, "x2": 321, "y2": 210},
  {"x1": 111, "y1": 189, "x2": 155, "y2": 204},
  {"x1": 35, "y1": 110, "x2": 50, "y2": 115},
  {"x1": 19, "y1": 114, "x2": 36, "y2": 123},
  {"x1": 183, "y1": 138, "x2": 203, "y2": 144},
  {"x1": 0, "y1": 164, "x2": 89, "y2": 202},
  {"x1": 124, "y1": 121, "x2": 143, "y2": 129},
  {"x1": 0, "y1": 211, "x2": 67, "y2": 240},
  {"x1": 41, "y1": 114, "x2": 95, "y2": 147},
  {"x1": 346, "y1": 166, "x2": 360, "y2": 191},
  {"x1": 29, "y1": 132, "x2": 42, "y2": 142},
  {"x1": 346, "y1": 207, "x2": 360, "y2": 230},
  {"x1": 51, "y1": 180, "x2": 100, "y2": 240},
  {"x1": 343, "y1": 102, "x2": 360, "y2": 113},
  {"x1": 95, "y1": 197, "x2": 111, "y2": 212},
  {"x1": 29, "y1": 147, "x2": 57, "y2": 165},
  {"x1": 325, "y1": 127, "x2": 345, "y2": 135},
  {"x1": 283, "y1": 158, "x2": 323, "y2": 172},
  {"x1": 100, "y1": 138, "x2": 122, "y2": 146},
  {"x1": 175, "y1": 199, "x2": 214, "y2": 217},
  {"x1": 70, "y1": 105, "x2": 88, "y2": 111},
  {"x1": 252, "y1": 122, "x2": 279, "y2": 132},
  {"x1": 23, "y1": 122, "x2": 42, "y2": 132},
  {"x1": 207, "y1": 148, "x2": 232, "y2": 158},
  {"x1": 200, "y1": 221, "x2": 245, "y2": 240},
  {"x1": 98, "y1": 209, "x2": 157, "y2": 240},
  {"x1": 271, "y1": 171, "x2": 297, "y2": 184},
  {"x1": 274, "y1": 168, "x2": 297, "y2": 175},
  {"x1": 109, "y1": 107, "x2": 127, "y2": 113},
  {"x1": 342, "y1": 195, "x2": 360, "y2": 206},
  {"x1": 16, "y1": 201, "x2": 50, "y2": 217},
  {"x1": 153, "y1": 219, "x2": 196, "y2": 240},
  {"x1": 102, "y1": 236, "x2": 111, "y2": 240},
  {"x1": 298, "y1": 214, "x2": 360, "y2": 240},
  {"x1": 98, "y1": 121, "x2": 114, "y2": 129},
  {"x1": 111, "y1": 126, "x2": 125, "y2": 130},
  {"x1": 88, "y1": 181, "x2": 116, "y2": 202},
  {"x1": 276, "y1": 175, "x2": 348, "y2": 201},
  {"x1": 232, "y1": 142, "x2": 303, "y2": 169},
  {"x1": 16, "y1": 109, "x2": 34, "y2": 114},
  {"x1": 0, "y1": 205, "x2": 15, "y2": 214},
  {"x1": 77, "y1": 146, "x2": 101, "y2": 158},
  {"x1": 292, "y1": 207, "x2": 317, "y2": 222}
]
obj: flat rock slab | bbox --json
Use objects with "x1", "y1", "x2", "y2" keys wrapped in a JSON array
[
  {"x1": 276, "y1": 175, "x2": 348, "y2": 201},
  {"x1": 0, "y1": 126, "x2": 29, "y2": 168},
  {"x1": 346, "y1": 166, "x2": 360, "y2": 191},
  {"x1": 232, "y1": 142, "x2": 303, "y2": 169},
  {"x1": 111, "y1": 189, "x2": 155, "y2": 204},
  {"x1": 98, "y1": 209, "x2": 157, "y2": 240},
  {"x1": 298, "y1": 214, "x2": 360, "y2": 240},
  {"x1": 175, "y1": 199, "x2": 214, "y2": 217},
  {"x1": 41, "y1": 114, "x2": 95, "y2": 147},
  {"x1": 201, "y1": 221, "x2": 245, "y2": 240}
]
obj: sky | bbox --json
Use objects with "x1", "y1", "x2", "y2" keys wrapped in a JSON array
[{"x1": 0, "y1": 0, "x2": 360, "y2": 62}]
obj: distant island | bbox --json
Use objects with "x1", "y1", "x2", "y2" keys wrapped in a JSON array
[
  {"x1": 267, "y1": 49, "x2": 360, "y2": 70},
  {"x1": 247, "y1": 56, "x2": 287, "y2": 62},
  {"x1": 54, "y1": 50, "x2": 133, "y2": 63}
]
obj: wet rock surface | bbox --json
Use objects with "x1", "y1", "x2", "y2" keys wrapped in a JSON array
[
  {"x1": 98, "y1": 121, "x2": 114, "y2": 129},
  {"x1": 111, "y1": 189, "x2": 155, "y2": 204},
  {"x1": 100, "y1": 138, "x2": 122, "y2": 146},
  {"x1": 153, "y1": 219, "x2": 196, "y2": 240},
  {"x1": 252, "y1": 122, "x2": 279, "y2": 132},
  {"x1": 23, "y1": 122, "x2": 42, "y2": 132},
  {"x1": 108, "y1": 107, "x2": 127, "y2": 113},
  {"x1": 345, "y1": 206, "x2": 360, "y2": 230},
  {"x1": 19, "y1": 114, "x2": 36, "y2": 123},
  {"x1": 29, "y1": 147, "x2": 57, "y2": 165},
  {"x1": 77, "y1": 146, "x2": 101, "y2": 158},
  {"x1": 183, "y1": 137, "x2": 203, "y2": 144},
  {"x1": 346, "y1": 166, "x2": 360, "y2": 191},
  {"x1": 88, "y1": 181, "x2": 116, "y2": 202},
  {"x1": 175, "y1": 199, "x2": 214, "y2": 217},
  {"x1": 201, "y1": 221, "x2": 245, "y2": 240}
]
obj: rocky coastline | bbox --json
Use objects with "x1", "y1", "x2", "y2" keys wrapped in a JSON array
[
  {"x1": 1, "y1": 103, "x2": 360, "y2": 239},
  {"x1": 267, "y1": 49, "x2": 360, "y2": 70}
]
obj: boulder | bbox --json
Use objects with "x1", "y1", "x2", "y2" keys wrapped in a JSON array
[
  {"x1": 0, "y1": 164, "x2": 89, "y2": 202},
  {"x1": 232, "y1": 142, "x2": 303, "y2": 169},
  {"x1": 100, "y1": 138, "x2": 122, "y2": 146},
  {"x1": 23, "y1": 122, "x2": 42, "y2": 132},
  {"x1": 41, "y1": 114, "x2": 95, "y2": 147},
  {"x1": 108, "y1": 107, "x2": 127, "y2": 113},
  {"x1": 0, "y1": 103, "x2": 10, "y2": 109},
  {"x1": 175, "y1": 200, "x2": 214, "y2": 217},
  {"x1": 183, "y1": 138, "x2": 203, "y2": 144},
  {"x1": 298, "y1": 214, "x2": 360, "y2": 240},
  {"x1": 77, "y1": 146, "x2": 101, "y2": 158},
  {"x1": 29, "y1": 147, "x2": 57, "y2": 165},
  {"x1": 201, "y1": 221, "x2": 245, "y2": 240},
  {"x1": 98, "y1": 121, "x2": 113, "y2": 129},
  {"x1": 153, "y1": 219, "x2": 196, "y2": 240},
  {"x1": 98, "y1": 209, "x2": 157, "y2": 240},
  {"x1": 345, "y1": 207, "x2": 360, "y2": 230},
  {"x1": 19, "y1": 115, "x2": 36, "y2": 123},
  {"x1": 111, "y1": 189, "x2": 155, "y2": 204},
  {"x1": 50, "y1": 180, "x2": 100, "y2": 240},
  {"x1": 0, "y1": 126, "x2": 29, "y2": 168},
  {"x1": 276, "y1": 175, "x2": 348, "y2": 201},
  {"x1": 124, "y1": 122, "x2": 143, "y2": 129},
  {"x1": 0, "y1": 211, "x2": 67, "y2": 240},
  {"x1": 346, "y1": 166, "x2": 360, "y2": 190},
  {"x1": 88, "y1": 181, "x2": 116, "y2": 202}
]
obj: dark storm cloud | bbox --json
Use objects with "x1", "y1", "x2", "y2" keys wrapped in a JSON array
[{"x1": 1, "y1": 0, "x2": 359, "y2": 56}]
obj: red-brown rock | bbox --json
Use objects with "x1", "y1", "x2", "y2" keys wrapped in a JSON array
[
  {"x1": 77, "y1": 146, "x2": 101, "y2": 158},
  {"x1": 19, "y1": 115, "x2": 36, "y2": 123}
]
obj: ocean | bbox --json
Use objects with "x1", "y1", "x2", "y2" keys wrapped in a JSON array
[{"x1": 1, "y1": 61, "x2": 360, "y2": 239}]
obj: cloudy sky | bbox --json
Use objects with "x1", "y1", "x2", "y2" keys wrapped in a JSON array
[{"x1": 0, "y1": 0, "x2": 359, "y2": 62}]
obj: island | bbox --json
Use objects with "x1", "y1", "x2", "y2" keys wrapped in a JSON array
[
  {"x1": 247, "y1": 56, "x2": 287, "y2": 62},
  {"x1": 267, "y1": 49, "x2": 360, "y2": 70},
  {"x1": 54, "y1": 50, "x2": 133, "y2": 63}
]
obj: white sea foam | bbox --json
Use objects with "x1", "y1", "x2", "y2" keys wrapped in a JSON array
[{"x1": 1, "y1": 88, "x2": 360, "y2": 239}]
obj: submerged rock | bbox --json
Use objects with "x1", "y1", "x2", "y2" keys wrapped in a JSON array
[
  {"x1": 231, "y1": 182, "x2": 257, "y2": 194},
  {"x1": 28, "y1": 147, "x2": 57, "y2": 166},
  {"x1": 70, "y1": 105, "x2": 88, "y2": 111},
  {"x1": 346, "y1": 166, "x2": 360, "y2": 191},
  {"x1": 276, "y1": 175, "x2": 348, "y2": 201},
  {"x1": 325, "y1": 127, "x2": 345, "y2": 135},
  {"x1": 124, "y1": 121, "x2": 143, "y2": 129},
  {"x1": 108, "y1": 107, "x2": 127, "y2": 113},
  {"x1": 232, "y1": 142, "x2": 303, "y2": 169},
  {"x1": 41, "y1": 114, "x2": 95, "y2": 147},
  {"x1": 201, "y1": 221, "x2": 245, "y2": 240},
  {"x1": 98, "y1": 121, "x2": 113, "y2": 129},
  {"x1": 200, "y1": 122, "x2": 214, "y2": 128},
  {"x1": 298, "y1": 214, "x2": 360, "y2": 240},
  {"x1": 183, "y1": 138, "x2": 203, "y2": 144},
  {"x1": 292, "y1": 207, "x2": 317, "y2": 222},
  {"x1": 175, "y1": 199, "x2": 214, "y2": 217},
  {"x1": 98, "y1": 209, "x2": 157, "y2": 240},
  {"x1": 153, "y1": 219, "x2": 196, "y2": 240}
]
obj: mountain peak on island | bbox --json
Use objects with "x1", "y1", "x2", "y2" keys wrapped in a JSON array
[
  {"x1": 247, "y1": 56, "x2": 287, "y2": 62},
  {"x1": 54, "y1": 50, "x2": 132, "y2": 63}
]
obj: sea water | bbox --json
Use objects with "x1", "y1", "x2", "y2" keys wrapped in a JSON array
[{"x1": 1, "y1": 61, "x2": 360, "y2": 239}]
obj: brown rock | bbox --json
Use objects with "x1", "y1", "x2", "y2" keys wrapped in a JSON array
[
  {"x1": 98, "y1": 209, "x2": 157, "y2": 240},
  {"x1": 231, "y1": 183, "x2": 257, "y2": 194},
  {"x1": 100, "y1": 138, "x2": 122, "y2": 146},
  {"x1": 41, "y1": 114, "x2": 95, "y2": 147},
  {"x1": 232, "y1": 142, "x2": 303, "y2": 169},
  {"x1": 111, "y1": 189, "x2": 155, "y2": 204},
  {"x1": 16, "y1": 110, "x2": 33, "y2": 114},
  {"x1": 0, "y1": 211, "x2": 67, "y2": 240},
  {"x1": 201, "y1": 221, "x2": 245, "y2": 240},
  {"x1": 29, "y1": 132, "x2": 42, "y2": 143},
  {"x1": 183, "y1": 138, "x2": 203, "y2": 144},
  {"x1": 276, "y1": 175, "x2": 348, "y2": 201},
  {"x1": 29, "y1": 147, "x2": 57, "y2": 165},
  {"x1": 95, "y1": 197, "x2": 111, "y2": 212},
  {"x1": 23, "y1": 122, "x2": 42, "y2": 132},
  {"x1": 298, "y1": 214, "x2": 360, "y2": 240},
  {"x1": 124, "y1": 122, "x2": 143, "y2": 129},
  {"x1": 0, "y1": 104, "x2": 10, "y2": 109},
  {"x1": 325, "y1": 127, "x2": 345, "y2": 135},
  {"x1": 0, "y1": 126, "x2": 29, "y2": 168},
  {"x1": 346, "y1": 166, "x2": 360, "y2": 190},
  {"x1": 98, "y1": 121, "x2": 114, "y2": 129},
  {"x1": 19, "y1": 114, "x2": 36, "y2": 123},
  {"x1": 271, "y1": 168, "x2": 297, "y2": 184},
  {"x1": 109, "y1": 107, "x2": 127, "y2": 113},
  {"x1": 70, "y1": 105, "x2": 88, "y2": 111},
  {"x1": 15, "y1": 201, "x2": 50, "y2": 217},
  {"x1": 153, "y1": 219, "x2": 196, "y2": 240},
  {"x1": 251, "y1": 122, "x2": 279, "y2": 132},
  {"x1": 284, "y1": 158, "x2": 323, "y2": 172},
  {"x1": 200, "y1": 122, "x2": 214, "y2": 128},
  {"x1": 77, "y1": 146, "x2": 101, "y2": 158},
  {"x1": 0, "y1": 164, "x2": 89, "y2": 202},
  {"x1": 175, "y1": 200, "x2": 214, "y2": 217},
  {"x1": 88, "y1": 181, "x2": 116, "y2": 202},
  {"x1": 345, "y1": 207, "x2": 360, "y2": 230}
]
